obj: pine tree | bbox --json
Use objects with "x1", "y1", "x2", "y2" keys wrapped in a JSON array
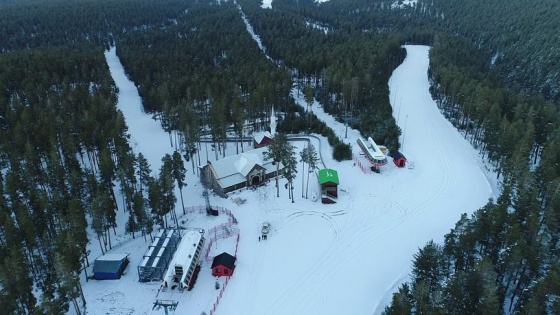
[
  {"x1": 136, "y1": 153, "x2": 152, "y2": 195},
  {"x1": 281, "y1": 142, "x2": 297, "y2": 203},
  {"x1": 412, "y1": 240, "x2": 445, "y2": 293},
  {"x1": 133, "y1": 191, "x2": 153, "y2": 241},
  {"x1": 90, "y1": 190, "x2": 111, "y2": 254},
  {"x1": 171, "y1": 151, "x2": 187, "y2": 215},
  {"x1": 299, "y1": 144, "x2": 308, "y2": 198},
  {"x1": 306, "y1": 144, "x2": 319, "y2": 199},
  {"x1": 98, "y1": 146, "x2": 118, "y2": 213},
  {"x1": 384, "y1": 283, "x2": 413, "y2": 315},
  {"x1": 159, "y1": 154, "x2": 178, "y2": 227},
  {"x1": 264, "y1": 133, "x2": 290, "y2": 197},
  {"x1": 148, "y1": 178, "x2": 165, "y2": 228}
]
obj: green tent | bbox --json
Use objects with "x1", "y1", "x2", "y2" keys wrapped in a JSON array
[{"x1": 318, "y1": 169, "x2": 339, "y2": 185}]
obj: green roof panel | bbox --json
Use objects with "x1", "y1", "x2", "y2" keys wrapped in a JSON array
[{"x1": 318, "y1": 168, "x2": 339, "y2": 185}]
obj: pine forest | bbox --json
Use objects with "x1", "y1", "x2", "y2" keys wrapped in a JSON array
[{"x1": 0, "y1": 0, "x2": 559, "y2": 314}]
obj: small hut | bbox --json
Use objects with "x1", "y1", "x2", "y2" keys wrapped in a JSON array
[
  {"x1": 211, "y1": 252, "x2": 236, "y2": 277},
  {"x1": 253, "y1": 131, "x2": 272, "y2": 148},
  {"x1": 392, "y1": 152, "x2": 407, "y2": 168},
  {"x1": 318, "y1": 168, "x2": 339, "y2": 204},
  {"x1": 93, "y1": 253, "x2": 130, "y2": 280}
]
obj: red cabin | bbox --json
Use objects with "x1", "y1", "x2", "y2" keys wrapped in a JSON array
[
  {"x1": 392, "y1": 151, "x2": 407, "y2": 168},
  {"x1": 211, "y1": 252, "x2": 236, "y2": 277},
  {"x1": 253, "y1": 131, "x2": 272, "y2": 148}
]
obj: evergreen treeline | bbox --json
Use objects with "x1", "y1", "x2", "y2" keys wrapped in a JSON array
[
  {"x1": 308, "y1": 0, "x2": 560, "y2": 102},
  {"x1": 2, "y1": 0, "x2": 559, "y2": 313},
  {"x1": 0, "y1": 1, "x2": 194, "y2": 313},
  {"x1": 113, "y1": 0, "x2": 362, "y2": 161},
  {"x1": 0, "y1": 44, "x2": 126, "y2": 314},
  {"x1": 236, "y1": 0, "x2": 404, "y2": 150},
  {"x1": 114, "y1": 1, "x2": 294, "y2": 164},
  {"x1": 0, "y1": 0, "x2": 190, "y2": 51},
  {"x1": 417, "y1": 0, "x2": 560, "y2": 102},
  {"x1": 115, "y1": 1, "x2": 291, "y2": 118},
  {"x1": 384, "y1": 33, "x2": 560, "y2": 314},
  {"x1": 0, "y1": 43, "x2": 190, "y2": 313}
]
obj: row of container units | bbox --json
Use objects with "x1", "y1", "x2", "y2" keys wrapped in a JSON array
[{"x1": 137, "y1": 229, "x2": 181, "y2": 282}]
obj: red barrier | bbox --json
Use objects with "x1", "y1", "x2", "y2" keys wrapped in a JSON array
[
  {"x1": 209, "y1": 274, "x2": 233, "y2": 315},
  {"x1": 183, "y1": 206, "x2": 239, "y2": 315},
  {"x1": 353, "y1": 154, "x2": 372, "y2": 174}
]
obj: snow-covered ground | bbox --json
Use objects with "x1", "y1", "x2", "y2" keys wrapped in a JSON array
[{"x1": 81, "y1": 45, "x2": 496, "y2": 315}]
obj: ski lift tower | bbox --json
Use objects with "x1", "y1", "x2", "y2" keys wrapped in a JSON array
[
  {"x1": 203, "y1": 162, "x2": 218, "y2": 216},
  {"x1": 153, "y1": 300, "x2": 178, "y2": 315}
]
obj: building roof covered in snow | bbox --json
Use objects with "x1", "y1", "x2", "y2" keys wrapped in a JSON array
[
  {"x1": 172, "y1": 230, "x2": 203, "y2": 269},
  {"x1": 93, "y1": 253, "x2": 129, "y2": 274},
  {"x1": 253, "y1": 131, "x2": 272, "y2": 144},
  {"x1": 208, "y1": 147, "x2": 281, "y2": 189}
]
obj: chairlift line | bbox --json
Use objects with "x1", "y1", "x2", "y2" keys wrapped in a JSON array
[{"x1": 357, "y1": 137, "x2": 388, "y2": 167}]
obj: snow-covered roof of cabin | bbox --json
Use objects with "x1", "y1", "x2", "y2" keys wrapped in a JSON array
[
  {"x1": 95, "y1": 253, "x2": 129, "y2": 262},
  {"x1": 235, "y1": 151, "x2": 263, "y2": 176},
  {"x1": 93, "y1": 253, "x2": 129, "y2": 274},
  {"x1": 209, "y1": 147, "x2": 281, "y2": 189},
  {"x1": 253, "y1": 131, "x2": 272, "y2": 144}
]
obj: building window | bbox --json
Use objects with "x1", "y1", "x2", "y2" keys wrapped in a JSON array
[
  {"x1": 224, "y1": 269, "x2": 229, "y2": 275},
  {"x1": 215, "y1": 268, "x2": 220, "y2": 274}
]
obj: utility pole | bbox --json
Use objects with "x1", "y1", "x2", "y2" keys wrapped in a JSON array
[
  {"x1": 345, "y1": 111, "x2": 349, "y2": 139},
  {"x1": 397, "y1": 97, "x2": 403, "y2": 124},
  {"x1": 402, "y1": 114, "x2": 408, "y2": 151}
]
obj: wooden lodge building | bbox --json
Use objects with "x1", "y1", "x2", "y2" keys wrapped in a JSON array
[
  {"x1": 201, "y1": 106, "x2": 281, "y2": 197},
  {"x1": 201, "y1": 147, "x2": 283, "y2": 198}
]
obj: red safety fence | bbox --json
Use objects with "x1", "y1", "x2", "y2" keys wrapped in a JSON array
[
  {"x1": 206, "y1": 233, "x2": 239, "y2": 315},
  {"x1": 182, "y1": 205, "x2": 240, "y2": 315},
  {"x1": 353, "y1": 154, "x2": 372, "y2": 174},
  {"x1": 203, "y1": 223, "x2": 240, "y2": 263},
  {"x1": 209, "y1": 276, "x2": 230, "y2": 315}
]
